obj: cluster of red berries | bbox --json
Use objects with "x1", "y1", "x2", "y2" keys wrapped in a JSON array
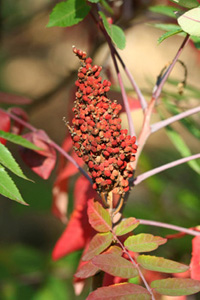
[{"x1": 69, "y1": 47, "x2": 137, "y2": 195}]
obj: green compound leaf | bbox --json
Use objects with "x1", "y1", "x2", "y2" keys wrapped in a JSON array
[
  {"x1": 149, "y1": 5, "x2": 180, "y2": 18},
  {"x1": 88, "y1": 0, "x2": 99, "y2": 2},
  {"x1": 114, "y1": 217, "x2": 140, "y2": 236},
  {"x1": 99, "y1": 11, "x2": 126, "y2": 49},
  {"x1": 166, "y1": 126, "x2": 200, "y2": 174},
  {"x1": 92, "y1": 253, "x2": 138, "y2": 278},
  {"x1": 47, "y1": 0, "x2": 91, "y2": 28},
  {"x1": 124, "y1": 234, "x2": 167, "y2": 253},
  {"x1": 137, "y1": 255, "x2": 189, "y2": 273},
  {"x1": 87, "y1": 283, "x2": 151, "y2": 300},
  {"x1": 151, "y1": 278, "x2": 200, "y2": 296},
  {"x1": 0, "y1": 164, "x2": 27, "y2": 205},
  {"x1": 178, "y1": 7, "x2": 200, "y2": 37},
  {"x1": 82, "y1": 232, "x2": 113, "y2": 261},
  {"x1": 170, "y1": 0, "x2": 199, "y2": 9},
  {"x1": 0, "y1": 143, "x2": 29, "y2": 180},
  {"x1": 87, "y1": 199, "x2": 112, "y2": 233},
  {"x1": 0, "y1": 130, "x2": 42, "y2": 150}
]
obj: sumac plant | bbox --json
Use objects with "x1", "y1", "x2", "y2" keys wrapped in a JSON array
[{"x1": 0, "y1": 0, "x2": 200, "y2": 299}]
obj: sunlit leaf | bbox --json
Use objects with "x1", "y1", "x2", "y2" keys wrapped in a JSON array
[
  {"x1": 0, "y1": 164, "x2": 27, "y2": 205},
  {"x1": 178, "y1": 7, "x2": 200, "y2": 37},
  {"x1": 124, "y1": 234, "x2": 167, "y2": 253},
  {"x1": 114, "y1": 217, "x2": 139, "y2": 236},
  {"x1": 47, "y1": 0, "x2": 91, "y2": 28},
  {"x1": 87, "y1": 282, "x2": 151, "y2": 300},
  {"x1": 0, "y1": 143, "x2": 29, "y2": 180},
  {"x1": 82, "y1": 232, "x2": 113, "y2": 261},
  {"x1": 87, "y1": 199, "x2": 112, "y2": 232},
  {"x1": 92, "y1": 253, "x2": 138, "y2": 278},
  {"x1": 88, "y1": 0, "x2": 99, "y2": 2},
  {"x1": 137, "y1": 255, "x2": 189, "y2": 273},
  {"x1": 151, "y1": 278, "x2": 200, "y2": 296}
]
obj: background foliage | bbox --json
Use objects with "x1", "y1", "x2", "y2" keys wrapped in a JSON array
[{"x1": 0, "y1": 0, "x2": 200, "y2": 299}]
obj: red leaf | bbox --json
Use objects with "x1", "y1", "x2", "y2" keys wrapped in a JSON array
[
  {"x1": 52, "y1": 176, "x2": 97, "y2": 260},
  {"x1": 190, "y1": 236, "x2": 200, "y2": 280},
  {"x1": 87, "y1": 282, "x2": 151, "y2": 300},
  {"x1": 0, "y1": 110, "x2": 11, "y2": 144},
  {"x1": 87, "y1": 199, "x2": 112, "y2": 233},
  {"x1": 52, "y1": 137, "x2": 84, "y2": 222},
  {"x1": 19, "y1": 130, "x2": 56, "y2": 179},
  {"x1": 10, "y1": 107, "x2": 28, "y2": 135},
  {"x1": 74, "y1": 260, "x2": 99, "y2": 279},
  {"x1": 82, "y1": 232, "x2": 113, "y2": 261},
  {"x1": 52, "y1": 202, "x2": 91, "y2": 260},
  {"x1": 92, "y1": 253, "x2": 138, "y2": 279}
]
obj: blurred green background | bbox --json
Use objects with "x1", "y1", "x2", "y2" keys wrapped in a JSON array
[{"x1": 0, "y1": 0, "x2": 200, "y2": 299}]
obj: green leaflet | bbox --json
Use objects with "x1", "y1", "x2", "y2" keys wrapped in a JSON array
[
  {"x1": 0, "y1": 143, "x2": 29, "y2": 180},
  {"x1": 166, "y1": 126, "x2": 200, "y2": 174},
  {"x1": 0, "y1": 130, "x2": 41, "y2": 150},
  {"x1": 99, "y1": 11, "x2": 126, "y2": 49},
  {"x1": 0, "y1": 164, "x2": 27, "y2": 205},
  {"x1": 151, "y1": 278, "x2": 200, "y2": 296},
  {"x1": 47, "y1": 0, "x2": 91, "y2": 28},
  {"x1": 170, "y1": 0, "x2": 199, "y2": 9},
  {"x1": 149, "y1": 5, "x2": 180, "y2": 18}
]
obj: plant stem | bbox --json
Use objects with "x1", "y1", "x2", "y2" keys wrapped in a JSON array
[
  {"x1": 153, "y1": 34, "x2": 190, "y2": 101},
  {"x1": 0, "y1": 108, "x2": 92, "y2": 184},
  {"x1": 113, "y1": 232, "x2": 155, "y2": 300},
  {"x1": 151, "y1": 105, "x2": 200, "y2": 133},
  {"x1": 114, "y1": 50, "x2": 148, "y2": 112},
  {"x1": 132, "y1": 35, "x2": 190, "y2": 169},
  {"x1": 134, "y1": 153, "x2": 200, "y2": 185},
  {"x1": 138, "y1": 219, "x2": 200, "y2": 237}
]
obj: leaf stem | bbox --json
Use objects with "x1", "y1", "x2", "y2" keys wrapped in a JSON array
[
  {"x1": 134, "y1": 153, "x2": 200, "y2": 185},
  {"x1": 138, "y1": 219, "x2": 200, "y2": 237},
  {"x1": 112, "y1": 232, "x2": 155, "y2": 300},
  {"x1": 151, "y1": 105, "x2": 200, "y2": 133},
  {"x1": 0, "y1": 108, "x2": 92, "y2": 184}
]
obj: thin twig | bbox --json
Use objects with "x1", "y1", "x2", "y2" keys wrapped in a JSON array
[
  {"x1": 134, "y1": 153, "x2": 200, "y2": 185},
  {"x1": 138, "y1": 219, "x2": 200, "y2": 237},
  {"x1": 153, "y1": 34, "x2": 190, "y2": 101},
  {"x1": 0, "y1": 108, "x2": 92, "y2": 184},
  {"x1": 113, "y1": 233, "x2": 155, "y2": 300},
  {"x1": 151, "y1": 105, "x2": 200, "y2": 133}
]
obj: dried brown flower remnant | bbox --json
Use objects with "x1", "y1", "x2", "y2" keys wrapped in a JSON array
[{"x1": 68, "y1": 47, "x2": 137, "y2": 196}]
